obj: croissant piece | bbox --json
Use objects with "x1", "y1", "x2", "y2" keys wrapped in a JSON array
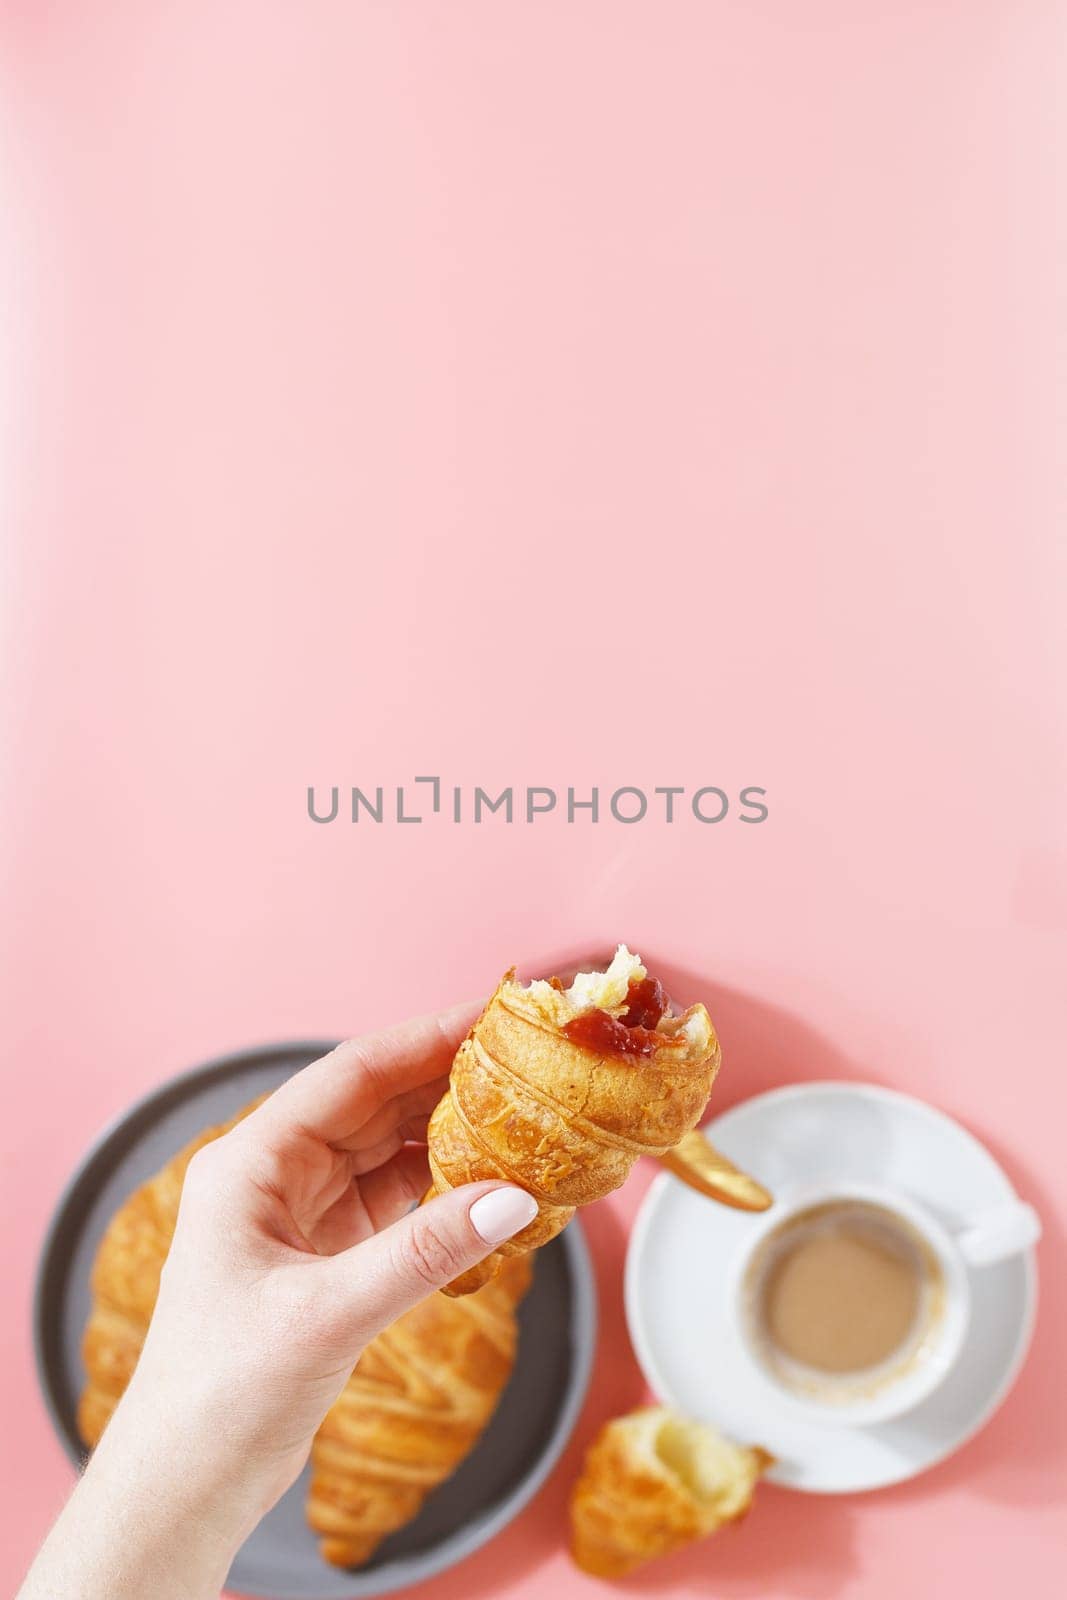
[
  {"x1": 428, "y1": 945, "x2": 721, "y2": 1294},
  {"x1": 570, "y1": 1406, "x2": 772, "y2": 1577},
  {"x1": 306, "y1": 1253, "x2": 533, "y2": 1568}
]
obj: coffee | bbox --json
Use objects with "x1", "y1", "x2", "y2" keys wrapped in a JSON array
[{"x1": 744, "y1": 1201, "x2": 943, "y2": 1402}]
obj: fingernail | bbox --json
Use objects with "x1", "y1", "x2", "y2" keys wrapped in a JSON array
[{"x1": 469, "y1": 1186, "x2": 539, "y2": 1245}]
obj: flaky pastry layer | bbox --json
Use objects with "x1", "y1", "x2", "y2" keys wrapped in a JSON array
[{"x1": 428, "y1": 947, "x2": 721, "y2": 1294}]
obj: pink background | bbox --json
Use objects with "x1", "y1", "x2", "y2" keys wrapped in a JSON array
[{"x1": 2, "y1": 3, "x2": 1065, "y2": 1597}]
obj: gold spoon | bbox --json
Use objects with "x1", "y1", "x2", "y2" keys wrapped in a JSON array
[{"x1": 658, "y1": 1128, "x2": 773, "y2": 1212}]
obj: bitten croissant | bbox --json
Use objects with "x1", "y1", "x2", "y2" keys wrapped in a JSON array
[
  {"x1": 307, "y1": 1254, "x2": 532, "y2": 1567},
  {"x1": 570, "y1": 1407, "x2": 772, "y2": 1577},
  {"x1": 428, "y1": 945, "x2": 721, "y2": 1294}
]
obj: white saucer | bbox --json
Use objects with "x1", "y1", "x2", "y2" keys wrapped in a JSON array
[{"x1": 625, "y1": 1082, "x2": 1038, "y2": 1493}]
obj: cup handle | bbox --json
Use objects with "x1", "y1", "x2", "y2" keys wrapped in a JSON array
[{"x1": 955, "y1": 1200, "x2": 1041, "y2": 1266}]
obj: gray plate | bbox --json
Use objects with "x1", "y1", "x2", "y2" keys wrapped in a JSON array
[{"x1": 34, "y1": 1041, "x2": 597, "y2": 1600}]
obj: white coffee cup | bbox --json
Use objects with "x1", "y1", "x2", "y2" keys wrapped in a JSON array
[{"x1": 730, "y1": 1181, "x2": 1040, "y2": 1427}]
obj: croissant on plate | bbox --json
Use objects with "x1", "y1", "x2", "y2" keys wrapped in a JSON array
[
  {"x1": 78, "y1": 1099, "x2": 533, "y2": 1571},
  {"x1": 427, "y1": 945, "x2": 721, "y2": 1294},
  {"x1": 78, "y1": 1107, "x2": 251, "y2": 1448},
  {"x1": 570, "y1": 1407, "x2": 772, "y2": 1577},
  {"x1": 307, "y1": 1253, "x2": 532, "y2": 1567}
]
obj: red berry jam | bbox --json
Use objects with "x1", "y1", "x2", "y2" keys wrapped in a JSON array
[{"x1": 562, "y1": 975, "x2": 670, "y2": 1059}]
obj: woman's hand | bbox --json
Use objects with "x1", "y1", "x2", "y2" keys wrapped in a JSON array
[{"x1": 19, "y1": 1009, "x2": 538, "y2": 1600}]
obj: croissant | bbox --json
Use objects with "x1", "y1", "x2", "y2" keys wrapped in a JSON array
[
  {"x1": 306, "y1": 1253, "x2": 532, "y2": 1567},
  {"x1": 78, "y1": 1108, "x2": 251, "y2": 1448},
  {"x1": 428, "y1": 945, "x2": 720, "y2": 1294},
  {"x1": 570, "y1": 1407, "x2": 772, "y2": 1577},
  {"x1": 78, "y1": 1098, "x2": 533, "y2": 1573}
]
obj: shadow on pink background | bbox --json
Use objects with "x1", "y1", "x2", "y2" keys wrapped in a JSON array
[{"x1": 1, "y1": 3, "x2": 1065, "y2": 1597}]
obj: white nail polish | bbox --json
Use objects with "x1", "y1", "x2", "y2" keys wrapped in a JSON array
[{"x1": 469, "y1": 1186, "x2": 539, "y2": 1245}]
